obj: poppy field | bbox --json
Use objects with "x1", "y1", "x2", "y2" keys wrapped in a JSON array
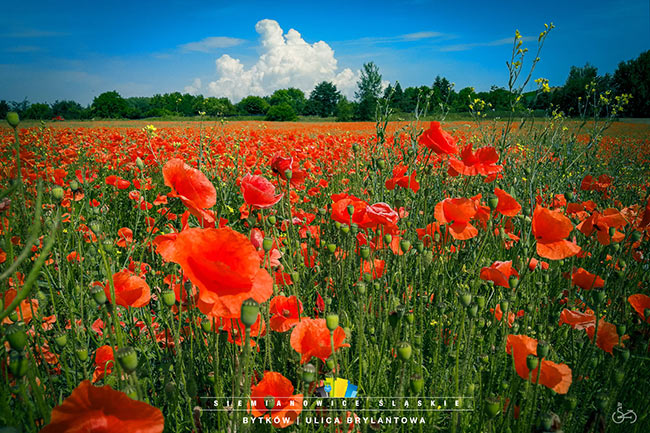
[{"x1": 1, "y1": 113, "x2": 650, "y2": 433}]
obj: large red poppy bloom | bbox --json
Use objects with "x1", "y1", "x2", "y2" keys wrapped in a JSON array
[
  {"x1": 163, "y1": 158, "x2": 216, "y2": 223},
  {"x1": 330, "y1": 193, "x2": 372, "y2": 228},
  {"x1": 571, "y1": 268, "x2": 604, "y2": 291},
  {"x1": 448, "y1": 144, "x2": 502, "y2": 177},
  {"x1": 494, "y1": 188, "x2": 521, "y2": 217},
  {"x1": 250, "y1": 371, "x2": 303, "y2": 428},
  {"x1": 480, "y1": 261, "x2": 519, "y2": 288},
  {"x1": 576, "y1": 209, "x2": 627, "y2": 245},
  {"x1": 290, "y1": 317, "x2": 349, "y2": 364},
  {"x1": 104, "y1": 270, "x2": 151, "y2": 308},
  {"x1": 434, "y1": 198, "x2": 479, "y2": 240},
  {"x1": 270, "y1": 295, "x2": 303, "y2": 332},
  {"x1": 558, "y1": 309, "x2": 627, "y2": 354},
  {"x1": 506, "y1": 334, "x2": 572, "y2": 394},
  {"x1": 419, "y1": 121, "x2": 458, "y2": 155},
  {"x1": 366, "y1": 202, "x2": 399, "y2": 229},
  {"x1": 628, "y1": 294, "x2": 650, "y2": 323},
  {"x1": 40, "y1": 380, "x2": 164, "y2": 433},
  {"x1": 240, "y1": 174, "x2": 283, "y2": 209},
  {"x1": 532, "y1": 206, "x2": 581, "y2": 260},
  {"x1": 92, "y1": 345, "x2": 115, "y2": 383},
  {"x1": 385, "y1": 165, "x2": 419, "y2": 193},
  {"x1": 154, "y1": 227, "x2": 273, "y2": 319},
  {"x1": 270, "y1": 154, "x2": 306, "y2": 185}
]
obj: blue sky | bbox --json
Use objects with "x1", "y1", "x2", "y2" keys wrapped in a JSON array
[{"x1": 1, "y1": 0, "x2": 648, "y2": 105}]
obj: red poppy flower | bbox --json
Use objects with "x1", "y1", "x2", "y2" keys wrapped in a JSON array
[
  {"x1": 154, "y1": 227, "x2": 273, "y2": 319},
  {"x1": 270, "y1": 154, "x2": 306, "y2": 185},
  {"x1": 240, "y1": 174, "x2": 283, "y2": 209},
  {"x1": 290, "y1": 317, "x2": 349, "y2": 364},
  {"x1": 1, "y1": 288, "x2": 38, "y2": 325},
  {"x1": 506, "y1": 334, "x2": 572, "y2": 394},
  {"x1": 385, "y1": 165, "x2": 419, "y2": 193},
  {"x1": 419, "y1": 121, "x2": 458, "y2": 155},
  {"x1": 558, "y1": 309, "x2": 627, "y2": 354},
  {"x1": 448, "y1": 144, "x2": 502, "y2": 177},
  {"x1": 361, "y1": 258, "x2": 385, "y2": 279},
  {"x1": 366, "y1": 202, "x2": 399, "y2": 229},
  {"x1": 434, "y1": 198, "x2": 478, "y2": 240},
  {"x1": 270, "y1": 295, "x2": 304, "y2": 332},
  {"x1": 576, "y1": 209, "x2": 627, "y2": 245},
  {"x1": 41, "y1": 380, "x2": 164, "y2": 433},
  {"x1": 92, "y1": 345, "x2": 115, "y2": 383},
  {"x1": 117, "y1": 227, "x2": 133, "y2": 248},
  {"x1": 163, "y1": 158, "x2": 216, "y2": 223},
  {"x1": 628, "y1": 294, "x2": 650, "y2": 323},
  {"x1": 330, "y1": 193, "x2": 372, "y2": 227},
  {"x1": 220, "y1": 315, "x2": 266, "y2": 346},
  {"x1": 250, "y1": 371, "x2": 303, "y2": 428},
  {"x1": 490, "y1": 304, "x2": 524, "y2": 327},
  {"x1": 532, "y1": 206, "x2": 581, "y2": 260},
  {"x1": 480, "y1": 261, "x2": 519, "y2": 288},
  {"x1": 494, "y1": 188, "x2": 521, "y2": 217},
  {"x1": 104, "y1": 270, "x2": 151, "y2": 308},
  {"x1": 571, "y1": 268, "x2": 604, "y2": 290}
]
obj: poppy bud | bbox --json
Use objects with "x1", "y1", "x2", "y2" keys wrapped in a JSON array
[
  {"x1": 326, "y1": 243, "x2": 336, "y2": 253},
  {"x1": 6, "y1": 324, "x2": 28, "y2": 351},
  {"x1": 54, "y1": 333, "x2": 68, "y2": 348},
  {"x1": 136, "y1": 157, "x2": 145, "y2": 170},
  {"x1": 326, "y1": 358, "x2": 335, "y2": 370},
  {"x1": 346, "y1": 205, "x2": 355, "y2": 216},
  {"x1": 500, "y1": 300, "x2": 509, "y2": 312},
  {"x1": 488, "y1": 196, "x2": 499, "y2": 210},
  {"x1": 423, "y1": 250, "x2": 433, "y2": 262},
  {"x1": 326, "y1": 313, "x2": 339, "y2": 331},
  {"x1": 116, "y1": 346, "x2": 138, "y2": 373},
  {"x1": 537, "y1": 341, "x2": 549, "y2": 358},
  {"x1": 608, "y1": 227, "x2": 616, "y2": 237},
  {"x1": 302, "y1": 363, "x2": 317, "y2": 383},
  {"x1": 70, "y1": 180, "x2": 80, "y2": 191},
  {"x1": 123, "y1": 385, "x2": 138, "y2": 400},
  {"x1": 383, "y1": 234, "x2": 392, "y2": 245},
  {"x1": 290, "y1": 271, "x2": 299, "y2": 284},
  {"x1": 485, "y1": 397, "x2": 501, "y2": 418},
  {"x1": 409, "y1": 374, "x2": 424, "y2": 394},
  {"x1": 360, "y1": 246, "x2": 370, "y2": 259},
  {"x1": 457, "y1": 292, "x2": 471, "y2": 307},
  {"x1": 613, "y1": 346, "x2": 629, "y2": 362},
  {"x1": 283, "y1": 169, "x2": 292, "y2": 180},
  {"x1": 352, "y1": 143, "x2": 359, "y2": 152},
  {"x1": 363, "y1": 273, "x2": 372, "y2": 283},
  {"x1": 201, "y1": 318, "x2": 212, "y2": 332},
  {"x1": 377, "y1": 159, "x2": 386, "y2": 170},
  {"x1": 630, "y1": 230, "x2": 642, "y2": 242},
  {"x1": 526, "y1": 354, "x2": 539, "y2": 371},
  {"x1": 9, "y1": 350, "x2": 28, "y2": 377},
  {"x1": 616, "y1": 324, "x2": 626, "y2": 336},
  {"x1": 268, "y1": 215, "x2": 276, "y2": 225},
  {"x1": 340, "y1": 224, "x2": 349, "y2": 234},
  {"x1": 468, "y1": 304, "x2": 478, "y2": 318},
  {"x1": 89, "y1": 221, "x2": 102, "y2": 235},
  {"x1": 6, "y1": 112, "x2": 20, "y2": 128},
  {"x1": 613, "y1": 369, "x2": 625, "y2": 385},
  {"x1": 508, "y1": 276, "x2": 519, "y2": 289},
  {"x1": 565, "y1": 191, "x2": 574, "y2": 201},
  {"x1": 241, "y1": 298, "x2": 260, "y2": 327},
  {"x1": 76, "y1": 348, "x2": 89, "y2": 362},
  {"x1": 8, "y1": 311, "x2": 18, "y2": 323},
  {"x1": 161, "y1": 290, "x2": 176, "y2": 307},
  {"x1": 398, "y1": 239, "x2": 411, "y2": 253},
  {"x1": 51, "y1": 186, "x2": 64, "y2": 201},
  {"x1": 405, "y1": 312, "x2": 415, "y2": 324},
  {"x1": 592, "y1": 290, "x2": 606, "y2": 305},
  {"x1": 357, "y1": 282, "x2": 366, "y2": 295},
  {"x1": 262, "y1": 237, "x2": 273, "y2": 252},
  {"x1": 91, "y1": 285, "x2": 107, "y2": 305},
  {"x1": 396, "y1": 342, "x2": 412, "y2": 361},
  {"x1": 476, "y1": 295, "x2": 486, "y2": 309}
]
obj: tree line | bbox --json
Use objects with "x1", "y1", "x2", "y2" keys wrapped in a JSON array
[{"x1": 1, "y1": 50, "x2": 648, "y2": 121}]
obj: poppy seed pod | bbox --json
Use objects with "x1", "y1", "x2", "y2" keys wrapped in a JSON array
[
  {"x1": 500, "y1": 300, "x2": 509, "y2": 312},
  {"x1": 409, "y1": 374, "x2": 424, "y2": 394},
  {"x1": 70, "y1": 180, "x2": 80, "y2": 191},
  {"x1": 76, "y1": 348, "x2": 89, "y2": 362},
  {"x1": 135, "y1": 156, "x2": 144, "y2": 170},
  {"x1": 399, "y1": 239, "x2": 411, "y2": 253},
  {"x1": 6, "y1": 324, "x2": 28, "y2": 351},
  {"x1": 201, "y1": 318, "x2": 212, "y2": 332},
  {"x1": 460, "y1": 293, "x2": 472, "y2": 307},
  {"x1": 325, "y1": 313, "x2": 339, "y2": 332},
  {"x1": 468, "y1": 304, "x2": 478, "y2": 318},
  {"x1": 377, "y1": 159, "x2": 386, "y2": 170},
  {"x1": 268, "y1": 215, "x2": 276, "y2": 225},
  {"x1": 91, "y1": 285, "x2": 107, "y2": 305},
  {"x1": 536, "y1": 340, "x2": 549, "y2": 358},
  {"x1": 241, "y1": 298, "x2": 260, "y2": 327},
  {"x1": 396, "y1": 342, "x2": 412, "y2": 361},
  {"x1": 526, "y1": 354, "x2": 539, "y2": 371},
  {"x1": 485, "y1": 397, "x2": 501, "y2": 418},
  {"x1": 54, "y1": 333, "x2": 68, "y2": 348},
  {"x1": 9, "y1": 350, "x2": 28, "y2": 377},
  {"x1": 357, "y1": 282, "x2": 366, "y2": 295},
  {"x1": 360, "y1": 246, "x2": 370, "y2": 259},
  {"x1": 488, "y1": 196, "x2": 499, "y2": 210},
  {"x1": 302, "y1": 363, "x2": 317, "y2": 383},
  {"x1": 383, "y1": 234, "x2": 392, "y2": 244},
  {"x1": 283, "y1": 169, "x2": 292, "y2": 180},
  {"x1": 326, "y1": 358, "x2": 335, "y2": 370},
  {"x1": 116, "y1": 347, "x2": 138, "y2": 373},
  {"x1": 262, "y1": 238, "x2": 273, "y2": 252},
  {"x1": 52, "y1": 187, "x2": 64, "y2": 201},
  {"x1": 6, "y1": 112, "x2": 20, "y2": 128},
  {"x1": 161, "y1": 290, "x2": 176, "y2": 307}
]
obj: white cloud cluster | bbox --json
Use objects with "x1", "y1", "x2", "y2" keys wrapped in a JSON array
[
  {"x1": 203, "y1": 20, "x2": 359, "y2": 101},
  {"x1": 179, "y1": 36, "x2": 245, "y2": 53}
]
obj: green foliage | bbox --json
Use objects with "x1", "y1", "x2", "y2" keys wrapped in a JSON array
[
  {"x1": 91, "y1": 91, "x2": 128, "y2": 118},
  {"x1": 196, "y1": 97, "x2": 237, "y2": 117},
  {"x1": 237, "y1": 96, "x2": 269, "y2": 115},
  {"x1": 309, "y1": 81, "x2": 341, "y2": 117},
  {"x1": 24, "y1": 103, "x2": 53, "y2": 120},
  {"x1": 269, "y1": 88, "x2": 306, "y2": 115},
  {"x1": 265, "y1": 102, "x2": 297, "y2": 121},
  {"x1": 354, "y1": 62, "x2": 382, "y2": 120},
  {"x1": 52, "y1": 100, "x2": 87, "y2": 119},
  {"x1": 335, "y1": 96, "x2": 355, "y2": 121},
  {"x1": 553, "y1": 63, "x2": 599, "y2": 115},
  {"x1": 613, "y1": 50, "x2": 650, "y2": 117}
]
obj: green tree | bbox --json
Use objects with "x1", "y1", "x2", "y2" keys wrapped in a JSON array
[
  {"x1": 0, "y1": 100, "x2": 11, "y2": 119},
  {"x1": 336, "y1": 96, "x2": 355, "y2": 121},
  {"x1": 453, "y1": 87, "x2": 477, "y2": 112},
  {"x1": 265, "y1": 102, "x2": 297, "y2": 121},
  {"x1": 309, "y1": 81, "x2": 341, "y2": 117},
  {"x1": 237, "y1": 96, "x2": 270, "y2": 115},
  {"x1": 613, "y1": 50, "x2": 650, "y2": 117},
  {"x1": 91, "y1": 91, "x2": 128, "y2": 118},
  {"x1": 52, "y1": 100, "x2": 85, "y2": 119},
  {"x1": 24, "y1": 103, "x2": 53, "y2": 120},
  {"x1": 553, "y1": 63, "x2": 599, "y2": 115},
  {"x1": 270, "y1": 88, "x2": 306, "y2": 114},
  {"x1": 383, "y1": 82, "x2": 404, "y2": 112},
  {"x1": 354, "y1": 62, "x2": 382, "y2": 120}
]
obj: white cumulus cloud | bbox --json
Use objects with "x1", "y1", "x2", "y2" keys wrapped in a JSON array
[{"x1": 205, "y1": 19, "x2": 359, "y2": 102}]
